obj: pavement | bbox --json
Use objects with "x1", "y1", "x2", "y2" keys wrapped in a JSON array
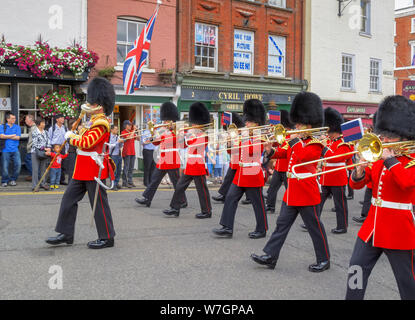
[{"x1": 0, "y1": 176, "x2": 402, "y2": 300}]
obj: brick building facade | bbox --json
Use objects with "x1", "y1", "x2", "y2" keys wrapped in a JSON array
[
  {"x1": 87, "y1": 0, "x2": 177, "y2": 139},
  {"x1": 176, "y1": 0, "x2": 306, "y2": 121},
  {"x1": 395, "y1": 5, "x2": 415, "y2": 98}
]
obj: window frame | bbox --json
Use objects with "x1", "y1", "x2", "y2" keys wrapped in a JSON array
[
  {"x1": 267, "y1": 0, "x2": 286, "y2": 8},
  {"x1": 267, "y1": 34, "x2": 286, "y2": 77},
  {"x1": 18, "y1": 83, "x2": 53, "y2": 120},
  {"x1": 369, "y1": 58, "x2": 382, "y2": 93},
  {"x1": 233, "y1": 29, "x2": 255, "y2": 75},
  {"x1": 194, "y1": 22, "x2": 218, "y2": 71},
  {"x1": 360, "y1": 0, "x2": 371, "y2": 35},
  {"x1": 116, "y1": 18, "x2": 148, "y2": 67},
  {"x1": 412, "y1": 18, "x2": 415, "y2": 33},
  {"x1": 341, "y1": 53, "x2": 355, "y2": 91}
]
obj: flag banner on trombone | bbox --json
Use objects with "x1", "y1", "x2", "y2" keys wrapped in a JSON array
[
  {"x1": 341, "y1": 118, "x2": 364, "y2": 142},
  {"x1": 268, "y1": 111, "x2": 281, "y2": 125},
  {"x1": 222, "y1": 112, "x2": 232, "y2": 126}
]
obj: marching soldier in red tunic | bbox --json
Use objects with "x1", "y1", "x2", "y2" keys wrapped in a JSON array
[
  {"x1": 212, "y1": 112, "x2": 245, "y2": 203},
  {"x1": 212, "y1": 99, "x2": 270, "y2": 239},
  {"x1": 46, "y1": 77, "x2": 116, "y2": 249},
  {"x1": 265, "y1": 110, "x2": 293, "y2": 214},
  {"x1": 318, "y1": 107, "x2": 354, "y2": 234},
  {"x1": 251, "y1": 92, "x2": 331, "y2": 272},
  {"x1": 163, "y1": 102, "x2": 212, "y2": 218},
  {"x1": 346, "y1": 95, "x2": 415, "y2": 300},
  {"x1": 135, "y1": 102, "x2": 187, "y2": 208}
]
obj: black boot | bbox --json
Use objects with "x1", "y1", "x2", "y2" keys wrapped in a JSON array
[
  {"x1": 248, "y1": 231, "x2": 266, "y2": 239},
  {"x1": 308, "y1": 261, "x2": 330, "y2": 273},
  {"x1": 45, "y1": 233, "x2": 74, "y2": 245},
  {"x1": 195, "y1": 212, "x2": 212, "y2": 219},
  {"x1": 250, "y1": 253, "x2": 277, "y2": 269},
  {"x1": 87, "y1": 238, "x2": 114, "y2": 249},
  {"x1": 163, "y1": 208, "x2": 180, "y2": 217},
  {"x1": 212, "y1": 194, "x2": 225, "y2": 202},
  {"x1": 135, "y1": 197, "x2": 151, "y2": 207},
  {"x1": 265, "y1": 206, "x2": 275, "y2": 214},
  {"x1": 212, "y1": 226, "x2": 233, "y2": 238}
]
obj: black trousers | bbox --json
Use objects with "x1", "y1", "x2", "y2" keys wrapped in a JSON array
[
  {"x1": 143, "y1": 167, "x2": 187, "y2": 204},
  {"x1": 218, "y1": 168, "x2": 236, "y2": 197},
  {"x1": 143, "y1": 149, "x2": 156, "y2": 187},
  {"x1": 266, "y1": 171, "x2": 287, "y2": 209},
  {"x1": 361, "y1": 187, "x2": 372, "y2": 218},
  {"x1": 347, "y1": 171, "x2": 354, "y2": 197},
  {"x1": 263, "y1": 202, "x2": 330, "y2": 263},
  {"x1": 346, "y1": 237, "x2": 415, "y2": 300},
  {"x1": 66, "y1": 152, "x2": 77, "y2": 183},
  {"x1": 319, "y1": 185, "x2": 349, "y2": 230},
  {"x1": 59, "y1": 149, "x2": 67, "y2": 183},
  {"x1": 170, "y1": 174, "x2": 211, "y2": 214},
  {"x1": 220, "y1": 183, "x2": 268, "y2": 233},
  {"x1": 55, "y1": 179, "x2": 116, "y2": 240}
]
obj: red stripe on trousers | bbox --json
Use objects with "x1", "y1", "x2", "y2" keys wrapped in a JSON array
[
  {"x1": 313, "y1": 205, "x2": 329, "y2": 261},
  {"x1": 99, "y1": 189, "x2": 111, "y2": 239},
  {"x1": 259, "y1": 189, "x2": 267, "y2": 231}
]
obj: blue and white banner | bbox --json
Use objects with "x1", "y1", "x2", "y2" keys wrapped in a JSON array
[
  {"x1": 234, "y1": 30, "x2": 254, "y2": 74},
  {"x1": 268, "y1": 35, "x2": 286, "y2": 77}
]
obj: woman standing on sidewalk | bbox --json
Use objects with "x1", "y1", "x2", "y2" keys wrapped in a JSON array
[{"x1": 31, "y1": 118, "x2": 50, "y2": 191}]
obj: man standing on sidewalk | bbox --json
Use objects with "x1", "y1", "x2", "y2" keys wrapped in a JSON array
[
  {"x1": 0, "y1": 113, "x2": 21, "y2": 187},
  {"x1": 47, "y1": 114, "x2": 68, "y2": 185},
  {"x1": 24, "y1": 114, "x2": 36, "y2": 181},
  {"x1": 121, "y1": 120, "x2": 137, "y2": 188}
]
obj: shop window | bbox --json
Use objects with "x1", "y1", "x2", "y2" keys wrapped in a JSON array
[
  {"x1": 195, "y1": 23, "x2": 218, "y2": 70},
  {"x1": 268, "y1": 35, "x2": 286, "y2": 77},
  {"x1": 234, "y1": 29, "x2": 254, "y2": 75},
  {"x1": 117, "y1": 18, "x2": 147, "y2": 65},
  {"x1": 0, "y1": 84, "x2": 11, "y2": 124},
  {"x1": 341, "y1": 54, "x2": 355, "y2": 90},
  {"x1": 18, "y1": 83, "x2": 53, "y2": 130}
]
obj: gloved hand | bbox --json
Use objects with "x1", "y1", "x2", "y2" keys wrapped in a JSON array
[{"x1": 64, "y1": 131, "x2": 76, "y2": 140}]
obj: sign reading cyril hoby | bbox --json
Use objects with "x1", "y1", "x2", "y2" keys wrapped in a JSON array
[{"x1": 402, "y1": 80, "x2": 415, "y2": 101}]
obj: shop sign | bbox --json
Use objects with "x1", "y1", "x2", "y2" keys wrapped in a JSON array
[
  {"x1": 182, "y1": 87, "x2": 294, "y2": 105},
  {"x1": 346, "y1": 106, "x2": 366, "y2": 114},
  {"x1": 402, "y1": 80, "x2": 415, "y2": 101},
  {"x1": 222, "y1": 104, "x2": 243, "y2": 112},
  {"x1": 0, "y1": 97, "x2": 11, "y2": 111}
]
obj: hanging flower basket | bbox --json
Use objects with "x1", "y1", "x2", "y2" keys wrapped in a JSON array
[
  {"x1": 0, "y1": 40, "x2": 98, "y2": 78},
  {"x1": 38, "y1": 89, "x2": 80, "y2": 119}
]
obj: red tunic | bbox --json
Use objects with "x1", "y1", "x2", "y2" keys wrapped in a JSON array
[
  {"x1": 350, "y1": 156, "x2": 415, "y2": 250},
  {"x1": 233, "y1": 137, "x2": 265, "y2": 187},
  {"x1": 183, "y1": 132, "x2": 208, "y2": 176},
  {"x1": 274, "y1": 137, "x2": 324, "y2": 206},
  {"x1": 152, "y1": 129, "x2": 181, "y2": 170},
  {"x1": 121, "y1": 129, "x2": 136, "y2": 157},
  {"x1": 271, "y1": 141, "x2": 289, "y2": 172},
  {"x1": 70, "y1": 114, "x2": 111, "y2": 181},
  {"x1": 320, "y1": 138, "x2": 354, "y2": 186}
]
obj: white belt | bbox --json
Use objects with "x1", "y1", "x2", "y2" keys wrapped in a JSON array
[
  {"x1": 239, "y1": 162, "x2": 260, "y2": 168},
  {"x1": 287, "y1": 172, "x2": 313, "y2": 179},
  {"x1": 161, "y1": 148, "x2": 179, "y2": 153},
  {"x1": 324, "y1": 162, "x2": 346, "y2": 167},
  {"x1": 371, "y1": 197, "x2": 412, "y2": 211},
  {"x1": 188, "y1": 154, "x2": 203, "y2": 158},
  {"x1": 77, "y1": 149, "x2": 104, "y2": 169}
]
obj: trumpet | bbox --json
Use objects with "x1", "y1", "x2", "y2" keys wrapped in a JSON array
[{"x1": 291, "y1": 133, "x2": 415, "y2": 179}]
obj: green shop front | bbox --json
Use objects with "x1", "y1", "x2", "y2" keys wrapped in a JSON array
[{"x1": 177, "y1": 75, "x2": 306, "y2": 124}]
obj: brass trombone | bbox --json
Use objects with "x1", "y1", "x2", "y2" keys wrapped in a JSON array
[{"x1": 291, "y1": 133, "x2": 415, "y2": 179}]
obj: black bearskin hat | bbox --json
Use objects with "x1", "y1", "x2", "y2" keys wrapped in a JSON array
[
  {"x1": 289, "y1": 91, "x2": 323, "y2": 128},
  {"x1": 375, "y1": 95, "x2": 415, "y2": 140},
  {"x1": 372, "y1": 111, "x2": 377, "y2": 128},
  {"x1": 324, "y1": 107, "x2": 344, "y2": 133},
  {"x1": 189, "y1": 102, "x2": 210, "y2": 125},
  {"x1": 243, "y1": 99, "x2": 266, "y2": 126},
  {"x1": 87, "y1": 77, "x2": 115, "y2": 116},
  {"x1": 160, "y1": 102, "x2": 179, "y2": 121},
  {"x1": 232, "y1": 112, "x2": 245, "y2": 128},
  {"x1": 280, "y1": 109, "x2": 294, "y2": 129}
]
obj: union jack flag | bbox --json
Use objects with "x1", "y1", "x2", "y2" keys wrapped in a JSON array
[{"x1": 123, "y1": 4, "x2": 159, "y2": 95}]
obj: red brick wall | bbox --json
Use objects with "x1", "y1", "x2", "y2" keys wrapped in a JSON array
[
  {"x1": 87, "y1": 0, "x2": 177, "y2": 87},
  {"x1": 177, "y1": 0, "x2": 304, "y2": 79},
  {"x1": 395, "y1": 13, "x2": 415, "y2": 94}
]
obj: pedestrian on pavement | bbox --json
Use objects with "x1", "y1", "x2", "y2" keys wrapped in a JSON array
[
  {"x1": 109, "y1": 124, "x2": 124, "y2": 191},
  {"x1": 121, "y1": 120, "x2": 138, "y2": 188},
  {"x1": 141, "y1": 126, "x2": 156, "y2": 187},
  {"x1": 46, "y1": 144, "x2": 68, "y2": 189},
  {"x1": 24, "y1": 114, "x2": 36, "y2": 181},
  {"x1": 31, "y1": 118, "x2": 50, "y2": 191},
  {"x1": 0, "y1": 113, "x2": 21, "y2": 187},
  {"x1": 47, "y1": 114, "x2": 68, "y2": 185}
]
